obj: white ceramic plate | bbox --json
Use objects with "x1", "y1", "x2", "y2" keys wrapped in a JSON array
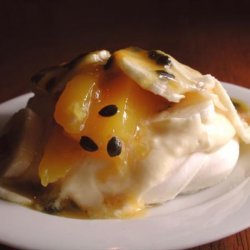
[{"x1": 0, "y1": 83, "x2": 249, "y2": 250}]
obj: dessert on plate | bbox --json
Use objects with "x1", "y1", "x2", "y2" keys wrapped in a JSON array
[{"x1": 0, "y1": 47, "x2": 249, "y2": 218}]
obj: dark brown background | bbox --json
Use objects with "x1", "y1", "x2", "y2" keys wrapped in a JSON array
[{"x1": 0, "y1": 0, "x2": 250, "y2": 249}]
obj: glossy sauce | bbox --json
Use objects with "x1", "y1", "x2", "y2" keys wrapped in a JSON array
[{"x1": 37, "y1": 65, "x2": 169, "y2": 217}]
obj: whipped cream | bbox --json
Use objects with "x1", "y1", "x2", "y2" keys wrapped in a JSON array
[{"x1": 58, "y1": 93, "x2": 239, "y2": 212}]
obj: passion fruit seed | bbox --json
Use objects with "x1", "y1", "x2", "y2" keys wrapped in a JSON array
[
  {"x1": 157, "y1": 55, "x2": 171, "y2": 65},
  {"x1": 148, "y1": 50, "x2": 158, "y2": 59},
  {"x1": 46, "y1": 77, "x2": 58, "y2": 92},
  {"x1": 103, "y1": 56, "x2": 113, "y2": 70},
  {"x1": 156, "y1": 70, "x2": 175, "y2": 80},
  {"x1": 98, "y1": 104, "x2": 118, "y2": 117},
  {"x1": 80, "y1": 136, "x2": 99, "y2": 152},
  {"x1": 107, "y1": 137, "x2": 122, "y2": 157},
  {"x1": 148, "y1": 50, "x2": 171, "y2": 66}
]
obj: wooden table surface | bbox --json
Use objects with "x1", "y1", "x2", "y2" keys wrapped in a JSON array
[{"x1": 0, "y1": 1, "x2": 249, "y2": 249}]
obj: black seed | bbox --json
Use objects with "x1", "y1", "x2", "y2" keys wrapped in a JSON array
[
  {"x1": 31, "y1": 65, "x2": 64, "y2": 84},
  {"x1": 156, "y1": 70, "x2": 175, "y2": 80},
  {"x1": 46, "y1": 77, "x2": 57, "y2": 92},
  {"x1": 156, "y1": 55, "x2": 171, "y2": 65},
  {"x1": 31, "y1": 72, "x2": 45, "y2": 84},
  {"x1": 103, "y1": 56, "x2": 113, "y2": 70},
  {"x1": 99, "y1": 105, "x2": 118, "y2": 117},
  {"x1": 148, "y1": 50, "x2": 171, "y2": 66},
  {"x1": 80, "y1": 136, "x2": 98, "y2": 152},
  {"x1": 64, "y1": 53, "x2": 87, "y2": 69},
  {"x1": 148, "y1": 50, "x2": 159, "y2": 60},
  {"x1": 107, "y1": 137, "x2": 122, "y2": 157}
]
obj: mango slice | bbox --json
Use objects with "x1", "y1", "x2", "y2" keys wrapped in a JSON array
[
  {"x1": 40, "y1": 66, "x2": 169, "y2": 186},
  {"x1": 39, "y1": 127, "x2": 84, "y2": 186}
]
